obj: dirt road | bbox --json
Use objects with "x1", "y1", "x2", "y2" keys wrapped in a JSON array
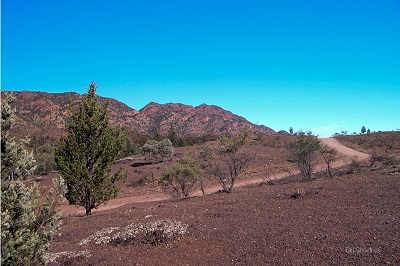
[
  {"x1": 320, "y1": 138, "x2": 369, "y2": 161},
  {"x1": 59, "y1": 138, "x2": 370, "y2": 216},
  {"x1": 192, "y1": 138, "x2": 370, "y2": 197}
]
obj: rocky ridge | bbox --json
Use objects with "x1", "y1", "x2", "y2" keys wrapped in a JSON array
[{"x1": 1, "y1": 91, "x2": 275, "y2": 138}]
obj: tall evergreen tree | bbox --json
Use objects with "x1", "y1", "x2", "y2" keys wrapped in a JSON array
[
  {"x1": 55, "y1": 83, "x2": 125, "y2": 215},
  {"x1": 361, "y1": 126, "x2": 366, "y2": 135}
]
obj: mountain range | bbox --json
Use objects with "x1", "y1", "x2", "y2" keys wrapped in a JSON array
[{"x1": 1, "y1": 91, "x2": 275, "y2": 138}]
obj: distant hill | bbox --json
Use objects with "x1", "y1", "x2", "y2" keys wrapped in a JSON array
[{"x1": 1, "y1": 91, "x2": 275, "y2": 138}]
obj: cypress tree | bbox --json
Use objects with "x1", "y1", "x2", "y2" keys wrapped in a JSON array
[
  {"x1": 55, "y1": 82, "x2": 125, "y2": 215},
  {"x1": 361, "y1": 126, "x2": 367, "y2": 135}
]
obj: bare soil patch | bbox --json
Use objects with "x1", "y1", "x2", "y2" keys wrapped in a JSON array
[
  {"x1": 41, "y1": 134, "x2": 400, "y2": 264},
  {"x1": 47, "y1": 165, "x2": 400, "y2": 265},
  {"x1": 53, "y1": 136, "x2": 369, "y2": 215}
]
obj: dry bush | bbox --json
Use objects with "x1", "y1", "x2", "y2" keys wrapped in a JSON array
[
  {"x1": 204, "y1": 130, "x2": 254, "y2": 193},
  {"x1": 46, "y1": 250, "x2": 92, "y2": 264},
  {"x1": 348, "y1": 159, "x2": 362, "y2": 173},
  {"x1": 259, "y1": 135, "x2": 295, "y2": 149},
  {"x1": 334, "y1": 159, "x2": 363, "y2": 176},
  {"x1": 79, "y1": 220, "x2": 188, "y2": 247},
  {"x1": 290, "y1": 190, "x2": 306, "y2": 199},
  {"x1": 369, "y1": 152, "x2": 382, "y2": 167},
  {"x1": 320, "y1": 145, "x2": 338, "y2": 178},
  {"x1": 369, "y1": 153, "x2": 400, "y2": 167},
  {"x1": 383, "y1": 156, "x2": 400, "y2": 166},
  {"x1": 127, "y1": 175, "x2": 148, "y2": 188},
  {"x1": 287, "y1": 134, "x2": 321, "y2": 180}
]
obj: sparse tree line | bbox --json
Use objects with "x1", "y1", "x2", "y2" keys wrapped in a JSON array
[
  {"x1": 336, "y1": 130, "x2": 400, "y2": 167},
  {"x1": 289, "y1": 126, "x2": 384, "y2": 138},
  {"x1": 4, "y1": 83, "x2": 393, "y2": 264},
  {"x1": 331, "y1": 126, "x2": 372, "y2": 137},
  {"x1": 288, "y1": 127, "x2": 314, "y2": 136},
  {"x1": 27, "y1": 124, "x2": 217, "y2": 176}
]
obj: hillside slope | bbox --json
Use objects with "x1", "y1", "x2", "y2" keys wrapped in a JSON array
[{"x1": 1, "y1": 91, "x2": 275, "y2": 137}]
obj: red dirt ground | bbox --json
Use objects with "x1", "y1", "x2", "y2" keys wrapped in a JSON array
[
  {"x1": 41, "y1": 135, "x2": 400, "y2": 265},
  {"x1": 54, "y1": 137, "x2": 365, "y2": 216},
  {"x1": 47, "y1": 165, "x2": 400, "y2": 265}
]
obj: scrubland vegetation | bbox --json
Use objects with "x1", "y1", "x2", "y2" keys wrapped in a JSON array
[
  {"x1": 337, "y1": 131, "x2": 400, "y2": 165},
  {"x1": 2, "y1": 86, "x2": 399, "y2": 265}
]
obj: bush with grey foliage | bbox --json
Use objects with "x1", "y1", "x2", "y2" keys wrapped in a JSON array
[
  {"x1": 141, "y1": 138, "x2": 173, "y2": 163},
  {"x1": 1, "y1": 92, "x2": 66, "y2": 265}
]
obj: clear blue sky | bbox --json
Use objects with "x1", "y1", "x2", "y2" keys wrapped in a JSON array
[{"x1": 2, "y1": 0, "x2": 400, "y2": 137}]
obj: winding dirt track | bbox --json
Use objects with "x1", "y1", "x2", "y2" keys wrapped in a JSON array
[
  {"x1": 59, "y1": 138, "x2": 370, "y2": 216},
  {"x1": 320, "y1": 138, "x2": 369, "y2": 161}
]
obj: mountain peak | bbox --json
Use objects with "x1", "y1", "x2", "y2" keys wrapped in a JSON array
[{"x1": 1, "y1": 91, "x2": 275, "y2": 138}]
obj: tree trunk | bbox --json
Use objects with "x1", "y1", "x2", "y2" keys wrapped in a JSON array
[
  {"x1": 199, "y1": 177, "x2": 205, "y2": 195},
  {"x1": 228, "y1": 177, "x2": 235, "y2": 192}
]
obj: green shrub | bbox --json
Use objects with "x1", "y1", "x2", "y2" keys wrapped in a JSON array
[
  {"x1": 160, "y1": 157, "x2": 200, "y2": 198},
  {"x1": 287, "y1": 134, "x2": 321, "y2": 180}
]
